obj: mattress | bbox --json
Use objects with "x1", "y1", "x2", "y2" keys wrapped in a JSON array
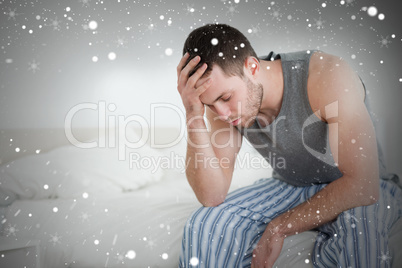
[{"x1": 0, "y1": 134, "x2": 401, "y2": 267}]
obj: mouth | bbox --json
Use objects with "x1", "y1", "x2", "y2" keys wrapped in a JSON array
[{"x1": 229, "y1": 118, "x2": 241, "y2": 126}]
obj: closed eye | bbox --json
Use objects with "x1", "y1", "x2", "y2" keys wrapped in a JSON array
[{"x1": 222, "y1": 96, "x2": 231, "y2": 102}]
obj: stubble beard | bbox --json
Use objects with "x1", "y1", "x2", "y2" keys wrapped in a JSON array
[{"x1": 240, "y1": 78, "x2": 263, "y2": 128}]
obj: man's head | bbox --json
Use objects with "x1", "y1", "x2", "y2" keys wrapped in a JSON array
[
  {"x1": 181, "y1": 24, "x2": 263, "y2": 128},
  {"x1": 182, "y1": 23, "x2": 259, "y2": 79}
]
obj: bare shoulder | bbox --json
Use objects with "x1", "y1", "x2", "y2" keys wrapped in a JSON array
[
  {"x1": 307, "y1": 51, "x2": 365, "y2": 121},
  {"x1": 309, "y1": 51, "x2": 344, "y2": 74}
]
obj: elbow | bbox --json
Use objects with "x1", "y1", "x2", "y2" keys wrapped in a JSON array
[
  {"x1": 201, "y1": 200, "x2": 224, "y2": 208},
  {"x1": 186, "y1": 173, "x2": 229, "y2": 207},
  {"x1": 196, "y1": 193, "x2": 226, "y2": 208}
]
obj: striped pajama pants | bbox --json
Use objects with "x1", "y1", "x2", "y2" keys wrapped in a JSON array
[{"x1": 179, "y1": 177, "x2": 402, "y2": 268}]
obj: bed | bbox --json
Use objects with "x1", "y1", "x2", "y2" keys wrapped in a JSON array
[{"x1": 0, "y1": 127, "x2": 401, "y2": 268}]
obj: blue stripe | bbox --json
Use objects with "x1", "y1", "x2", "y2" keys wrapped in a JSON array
[
  {"x1": 196, "y1": 207, "x2": 213, "y2": 266},
  {"x1": 362, "y1": 207, "x2": 370, "y2": 267},
  {"x1": 323, "y1": 225, "x2": 339, "y2": 265},
  {"x1": 203, "y1": 207, "x2": 222, "y2": 266},
  {"x1": 222, "y1": 208, "x2": 247, "y2": 267},
  {"x1": 214, "y1": 210, "x2": 234, "y2": 265},
  {"x1": 239, "y1": 214, "x2": 262, "y2": 267},
  {"x1": 180, "y1": 179, "x2": 401, "y2": 268},
  {"x1": 207, "y1": 207, "x2": 231, "y2": 266},
  {"x1": 225, "y1": 178, "x2": 278, "y2": 204},
  {"x1": 260, "y1": 187, "x2": 299, "y2": 219}
]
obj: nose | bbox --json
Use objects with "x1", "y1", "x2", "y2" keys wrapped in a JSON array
[{"x1": 214, "y1": 103, "x2": 231, "y2": 122}]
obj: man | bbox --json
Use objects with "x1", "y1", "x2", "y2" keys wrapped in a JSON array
[{"x1": 176, "y1": 23, "x2": 401, "y2": 267}]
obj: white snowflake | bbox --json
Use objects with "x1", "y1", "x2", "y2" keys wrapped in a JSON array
[
  {"x1": 79, "y1": 0, "x2": 91, "y2": 7},
  {"x1": 6, "y1": 8, "x2": 21, "y2": 21},
  {"x1": 378, "y1": 35, "x2": 391, "y2": 48},
  {"x1": 79, "y1": 212, "x2": 91, "y2": 222},
  {"x1": 343, "y1": 211, "x2": 359, "y2": 224},
  {"x1": 185, "y1": 4, "x2": 195, "y2": 15},
  {"x1": 144, "y1": 21, "x2": 156, "y2": 33},
  {"x1": 345, "y1": 0, "x2": 355, "y2": 7},
  {"x1": 291, "y1": 62, "x2": 302, "y2": 71},
  {"x1": 28, "y1": 60, "x2": 40, "y2": 73},
  {"x1": 4, "y1": 224, "x2": 18, "y2": 236},
  {"x1": 226, "y1": 3, "x2": 239, "y2": 17},
  {"x1": 49, "y1": 233, "x2": 62, "y2": 246},
  {"x1": 115, "y1": 36, "x2": 127, "y2": 48},
  {"x1": 313, "y1": 16, "x2": 325, "y2": 29},
  {"x1": 48, "y1": 17, "x2": 62, "y2": 31},
  {"x1": 378, "y1": 251, "x2": 392, "y2": 264},
  {"x1": 248, "y1": 24, "x2": 262, "y2": 37},
  {"x1": 315, "y1": 234, "x2": 324, "y2": 244},
  {"x1": 145, "y1": 238, "x2": 157, "y2": 250},
  {"x1": 270, "y1": 8, "x2": 283, "y2": 21},
  {"x1": 114, "y1": 253, "x2": 125, "y2": 264}
]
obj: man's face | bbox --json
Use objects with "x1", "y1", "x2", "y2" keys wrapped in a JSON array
[{"x1": 195, "y1": 64, "x2": 263, "y2": 128}]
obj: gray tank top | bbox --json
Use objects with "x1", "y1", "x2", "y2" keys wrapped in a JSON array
[{"x1": 238, "y1": 50, "x2": 388, "y2": 186}]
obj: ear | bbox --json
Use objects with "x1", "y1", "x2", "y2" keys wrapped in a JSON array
[{"x1": 243, "y1": 56, "x2": 260, "y2": 78}]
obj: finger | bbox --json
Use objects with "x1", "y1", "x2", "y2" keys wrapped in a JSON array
[
  {"x1": 178, "y1": 55, "x2": 201, "y2": 85},
  {"x1": 176, "y1": 52, "x2": 190, "y2": 79},
  {"x1": 187, "y1": 62, "x2": 208, "y2": 88},
  {"x1": 177, "y1": 55, "x2": 201, "y2": 92},
  {"x1": 194, "y1": 78, "x2": 212, "y2": 96}
]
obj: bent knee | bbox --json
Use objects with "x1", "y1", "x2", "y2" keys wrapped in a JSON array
[{"x1": 184, "y1": 206, "x2": 225, "y2": 233}]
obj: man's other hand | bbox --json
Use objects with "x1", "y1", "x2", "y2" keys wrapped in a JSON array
[{"x1": 251, "y1": 226, "x2": 285, "y2": 268}]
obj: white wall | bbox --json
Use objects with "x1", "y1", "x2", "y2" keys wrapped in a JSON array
[{"x1": 1, "y1": 0, "x2": 401, "y2": 176}]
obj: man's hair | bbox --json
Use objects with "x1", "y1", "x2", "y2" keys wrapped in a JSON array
[{"x1": 182, "y1": 23, "x2": 258, "y2": 78}]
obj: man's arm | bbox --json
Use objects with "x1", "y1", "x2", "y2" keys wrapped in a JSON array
[
  {"x1": 177, "y1": 54, "x2": 242, "y2": 207},
  {"x1": 251, "y1": 53, "x2": 380, "y2": 267},
  {"x1": 185, "y1": 108, "x2": 242, "y2": 207}
]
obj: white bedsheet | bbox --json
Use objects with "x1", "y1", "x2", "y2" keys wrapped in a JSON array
[
  {"x1": 1, "y1": 142, "x2": 401, "y2": 267},
  {"x1": 2, "y1": 177, "x2": 322, "y2": 268}
]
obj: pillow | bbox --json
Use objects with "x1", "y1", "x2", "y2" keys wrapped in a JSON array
[
  {"x1": 0, "y1": 129, "x2": 166, "y2": 203},
  {"x1": 0, "y1": 151, "x2": 122, "y2": 202}
]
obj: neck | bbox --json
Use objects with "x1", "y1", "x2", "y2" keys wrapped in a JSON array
[{"x1": 256, "y1": 59, "x2": 284, "y2": 125}]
